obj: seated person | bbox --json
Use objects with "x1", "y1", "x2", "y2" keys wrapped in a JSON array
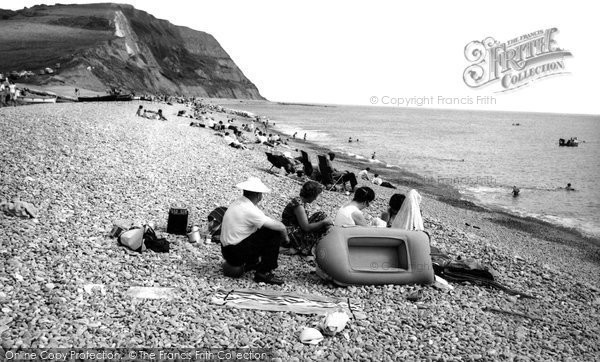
[
  {"x1": 144, "y1": 109, "x2": 167, "y2": 121},
  {"x1": 372, "y1": 173, "x2": 382, "y2": 185},
  {"x1": 135, "y1": 105, "x2": 144, "y2": 116},
  {"x1": 323, "y1": 152, "x2": 358, "y2": 192},
  {"x1": 255, "y1": 132, "x2": 275, "y2": 147},
  {"x1": 373, "y1": 174, "x2": 396, "y2": 189},
  {"x1": 332, "y1": 169, "x2": 358, "y2": 193},
  {"x1": 390, "y1": 189, "x2": 424, "y2": 231},
  {"x1": 223, "y1": 132, "x2": 246, "y2": 149},
  {"x1": 235, "y1": 130, "x2": 252, "y2": 144},
  {"x1": 206, "y1": 118, "x2": 216, "y2": 129},
  {"x1": 380, "y1": 193, "x2": 405, "y2": 227},
  {"x1": 358, "y1": 167, "x2": 371, "y2": 181},
  {"x1": 334, "y1": 186, "x2": 375, "y2": 226},
  {"x1": 280, "y1": 181, "x2": 333, "y2": 255},
  {"x1": 220, "y1": 177, "x2": 288, "y2": 285}
]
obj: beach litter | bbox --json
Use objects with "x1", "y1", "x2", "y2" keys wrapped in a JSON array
[
  {"x1": 125, "y1": 287, "x2": 177, "y2": 300},
  {"x1": 320, "y1": 310, "x2": 350, "y2": 336},
  {"x1": 1, "y1": 199, "x2": 37, "y2": 218},
  {"x1": 299, "y1": 328, "x2": 324, "y2": 345},
  {"x1": 406, "y1": 289, "x2": 424, "y2": 302},
  {"x1": 433, "y1": 275, "x2": 454, "y2": 290},
  {"x1": 83, "y1": 284, "x2": 106, "y2": 296}
]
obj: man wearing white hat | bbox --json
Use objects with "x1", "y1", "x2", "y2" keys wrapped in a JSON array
[{"x1": 220, "y1": 176, "x2": 289, "y2": 285}]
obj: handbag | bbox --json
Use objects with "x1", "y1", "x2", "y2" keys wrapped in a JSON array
[
  {"x1": 119, "y1": 228, "x2": 145, "y2": 252},
  {"x1": 143, "y1": 225, "x2": 170, "y2": 253}
]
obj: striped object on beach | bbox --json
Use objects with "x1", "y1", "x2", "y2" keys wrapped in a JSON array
[{"x1": 211, "y1": 289, "x2": 362, "y2": 317}]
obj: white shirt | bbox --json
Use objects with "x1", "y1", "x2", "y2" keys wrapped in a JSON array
[
  {"x1": 8, "y1": 84, "x2": 16, "y2": 94},
  {"x1": 372, "y1": 177, "x2": 382, "y2": 186},
  {"x1": 223, "y1": 135, "x2": 235, "y2": 144},
  {"x1": 334, "y1": 204, "x2": 361, "y2": 226},
  {"x1": 256, "y1": 135, "x2": 268, "y2": 143},
  {"x1": 358, "y1": 169, "x2": 369, "y2": 180},
  {"x1": 221, "y1": 196, "x2": 270, "y2": 246}
]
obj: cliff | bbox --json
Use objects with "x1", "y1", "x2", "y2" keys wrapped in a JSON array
[{"x1": 0, "y1": 3, "x2": 264, "y2": 99}]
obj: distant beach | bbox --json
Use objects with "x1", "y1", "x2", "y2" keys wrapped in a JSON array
[{"x1": 216, "y1": 99, "x2": 600, "y2": 240}]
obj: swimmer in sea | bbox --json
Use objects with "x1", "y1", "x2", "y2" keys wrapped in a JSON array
[
  {"x1": 371, "y1": 152, "x2": 376, "y2": 160},
  {"x1": 348, "y1": 137, "x2": 353, "y2": 143},
  {"x1": 565, "y1": 183, "x2": 575, "y2": 191},
  {"x1": 512, "y1": 186, "x2": 520, "y2": 197}
]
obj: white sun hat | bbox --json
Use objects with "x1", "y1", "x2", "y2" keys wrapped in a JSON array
[{"x1": 236, "y1": 177, "x2": 271, "y2": 193}]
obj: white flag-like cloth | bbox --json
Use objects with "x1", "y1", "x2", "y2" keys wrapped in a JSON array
[{"x1": 391, "y1": 189, "x2": 424, "y2": 231}]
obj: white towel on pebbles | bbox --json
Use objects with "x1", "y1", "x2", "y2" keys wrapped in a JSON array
[{"x1": 391, "y1": 189, "x2": 424, "y2": 231}]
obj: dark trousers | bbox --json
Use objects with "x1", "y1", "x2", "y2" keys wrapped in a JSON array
[
  {"x1": 333, "y1": 171, "x2": 357, "y2": 190},
  {"x1": 221, "y1": 228, "x2": 281, "y2": 273}
]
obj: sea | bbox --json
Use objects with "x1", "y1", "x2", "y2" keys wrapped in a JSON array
[{"x1": 219, "y1": 101, "x2": 600, "y2": 238}]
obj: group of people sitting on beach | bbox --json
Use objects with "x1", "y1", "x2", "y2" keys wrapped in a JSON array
[
  {"x1": 218, "y1": 176, "x2": 424, "y2": 285},
  {"x1": 359, "y1": 167, "x2": 396, "y2": 189},
  {"x1": 136, "y1": 105, "x2": 167, "y2": 121}
]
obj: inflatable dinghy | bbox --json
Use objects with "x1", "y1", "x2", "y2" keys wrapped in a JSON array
[{"x1": 315, "y1": 226, "x2": 434, "y2": 286}]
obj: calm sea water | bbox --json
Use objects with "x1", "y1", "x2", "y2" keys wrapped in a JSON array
[{"x1": 219, "y1": 101, "x2": 600, "y2": 237}]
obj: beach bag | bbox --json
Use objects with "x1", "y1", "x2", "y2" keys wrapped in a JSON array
[
  {"x1": 143, "y1": 225, "x2": 170, "y2": 253},
  {"x1": 167, "y1": 207, "x2": 188, "y2": 235},
  {"x1": 430, "y1": 246, "x2": 497, "y2": 281},
  {"x1": 119, "y1": 228, "x2": 145, "y2": 252},
  {"x1": 207, "y1": 207, "x2": 227, "y2": 244}
]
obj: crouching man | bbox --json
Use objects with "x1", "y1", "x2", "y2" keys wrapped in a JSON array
[{"x1": 220, "y1": 177, "x2": 289, "y2": 285}]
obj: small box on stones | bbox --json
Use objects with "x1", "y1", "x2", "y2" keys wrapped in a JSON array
[{"x1": 167, "y1": 207, "x2": 189, "y2": 235}]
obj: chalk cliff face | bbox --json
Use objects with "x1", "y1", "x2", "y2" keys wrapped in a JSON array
[{"x1": 0, "y1": 3, "x2": 264, "y2": 99}]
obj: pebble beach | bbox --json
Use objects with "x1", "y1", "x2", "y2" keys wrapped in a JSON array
[{"x1": 1, "y1": 102, "x2": 599, "y2": 361}]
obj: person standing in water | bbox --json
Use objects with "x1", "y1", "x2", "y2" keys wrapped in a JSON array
[
  {"x1": 371, "y1": 152, "x2": 376, "y2": 160},
  {"x1": 512, "y1": 186, "x2": 520, "y2": 197}
]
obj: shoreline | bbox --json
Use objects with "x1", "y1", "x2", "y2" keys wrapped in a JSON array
[{"x1": 217, "y1": 99, "x2": 600, "y2": 249}]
